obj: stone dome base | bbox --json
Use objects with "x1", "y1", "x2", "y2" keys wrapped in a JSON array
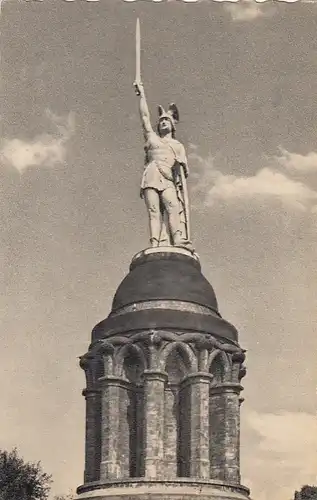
[{"x1": 76, "y1": 480, "x2": 251, "y2": 500}]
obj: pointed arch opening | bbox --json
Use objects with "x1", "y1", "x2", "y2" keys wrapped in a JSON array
[
  {"x1": 122, "y1": 345, "x2": 145, "y2": 478},
  {"x1": 163, "y1": 342, "x2": 195, "y2": 478},
  {"x1": 208, "y1": 351, "x2": 229, "y2": 480},
  {"x1": 208, "y1": 349, "x2": 232, "y2": 385},
  {"x1": 209, "y1": 355, "x2": 225, "y2": 385}
]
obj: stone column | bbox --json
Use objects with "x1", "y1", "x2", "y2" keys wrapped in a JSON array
[
  {"x1": 183, "y1": 373, "x2": 212, "y2": 479},
  {"x1": 209, "y1": 387, "x2": 225, "y2": 480},
  {"x1": 118, "y1": 381, "x2": 132, "y2": 478},
  {"x1": 210, "y1": 383, "x2": 242, "y2": 483},
  {"x1": 83, "y1": 388, "x2": 101, "y2": 484},
  {"x1": 99, "y1": 376, "x2": 131, "y2": 480},
  {"x1": 135, "y1": 385, "x2": 145, "y2": 477},
  {"x1": 178, "y1": 381, "x2": 191, "y2": 477},
  {"x1": 163, "y1": 382, "x2": 178, "y2": 478},
  {"x1": 143, "y1": 370, "x2": 168, "y2": 479}
]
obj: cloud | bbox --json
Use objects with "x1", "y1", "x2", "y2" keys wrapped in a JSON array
[
  {"x1": 245, "y1": 411, "x2": 317, "y2": 499},
  {"x1": 248, "y1": 411, "x2": 317, "y2": 459},
  {"x1": 0, "y1": 110, "x2": 75, "y2": 174},
  {"x1": 189, "y1": 151, "x2": 317, "y2": 211},
  {"x1": 276, "y1": 148, "x2": 317, "y2": 173},
  {"x1": 208, "y1": 168, "x2": 317, "y2": 209},
  {"x1": 224, "y1": 1, "x2": 266, "y2": 21}
]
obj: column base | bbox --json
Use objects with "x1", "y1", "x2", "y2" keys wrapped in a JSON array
[{"x1": 76, "y1": 479, "x2": 252, "y2": 500}]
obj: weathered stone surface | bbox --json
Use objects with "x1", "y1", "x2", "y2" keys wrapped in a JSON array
[
  {"x1": 112, "y1": 251, "x2": 218, "y2": 313},
  {"x1": 78, "y1": 249, "x2": 252, "y2": 500},
  {"x1": 76, "y1": 480, "x2": 250, "y2": 500},
  {"x1": 83, "y1": 390, "x2": 101, "y2": 484}
]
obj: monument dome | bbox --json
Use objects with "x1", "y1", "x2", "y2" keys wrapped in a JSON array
[
  {"x1": 112, "y1": 250, "x2": 218, "y2": 313},
  {"x1": 91, "y1": 248, "x2": 239, "y2": 343}
]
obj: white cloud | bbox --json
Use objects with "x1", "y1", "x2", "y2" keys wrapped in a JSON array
[
  {"x1": 248, "y1": 411, "x2": 317, "y2": 459},
  {"x1": 276, "y1": 148, "x2": 317, "y2": 173},
  {"x1": 245, "y1": 411, "x2": 317, "y2": 500},
  {"x1": 0, "y1": 110, "x2": 75, "y2": 174},
  {"x1": 208, "y1": 168, "x2": 317, "y2": 209},
  {"x1": 189, "y1": 152, "x2": 317, "y2": 211},
  {"x1": 224, "y1": 1, "x2": 266, "y2": 21},
  {"x1": 223, "y1": 0, "x2": 278, "y2": 22}
]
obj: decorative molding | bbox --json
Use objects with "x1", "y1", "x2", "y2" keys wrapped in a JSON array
[
  {"x1": 77, "y1": 478, "x2": 250, "y2": 497},
  {"x1": 131, "y1": 246, "x2": 200, "y2": 268},
  {"x1": 142, "y1": 370, "x2": 168, "y2": 383},
  {"x1": 209, "y1": 382, "x2": 243, "y2": 396},
  {"x1": 82, "y1": 388, "x2": 101, "y2": 398},
  {"x1": 110, "y1": 300, "x2": 218, "y2": 318}
]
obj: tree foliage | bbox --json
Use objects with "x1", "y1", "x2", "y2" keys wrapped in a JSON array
[
  {"x1": 295, "y1": 485, "x2": 317, "y2": 500},
  {"x1": 0, "y1": 448, "x2": 52, "y2": 500}
]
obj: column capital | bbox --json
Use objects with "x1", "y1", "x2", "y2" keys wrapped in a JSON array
[
  {"x1": 180, "y1": 372, "x2": 214, "y2": 389},
  {"x1": 142, "y1": 370, "x2": 168, "y2": 383},
  {"x1": 97, "y1": 341, "x2": 115, "y2": 356},
  {"x1": 82, "y1": 388, "x2": 101, "y2": 398},
  {"x1": 79, "y1": 354, "x2": 94, "y2": 371},
  {"x1": 210, "y1": 382, "x2": 243, "y2": 396},
  {"x1": 98, "y1": 376, "x2": 131, "y2": 390},
  {"x1": 166, "y1": 382, "x2": 179, "y2": 391}
]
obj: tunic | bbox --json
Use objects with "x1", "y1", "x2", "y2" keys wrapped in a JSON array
[{"x1": 140, "y1": 132, "x2": 186, "y2": 195}]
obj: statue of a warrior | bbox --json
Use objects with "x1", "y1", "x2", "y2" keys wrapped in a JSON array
[{"x1": 135, "y1": 82, "x2": 191, "y2": 248}]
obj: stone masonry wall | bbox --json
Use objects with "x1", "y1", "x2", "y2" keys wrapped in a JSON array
[{"x1": 80, "y1": 331, "x2": 246, "y2": 487}]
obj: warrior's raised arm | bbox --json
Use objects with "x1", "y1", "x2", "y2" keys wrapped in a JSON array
[{"x1": 136, "y1": 83, "x2": 153, "y2": 137}]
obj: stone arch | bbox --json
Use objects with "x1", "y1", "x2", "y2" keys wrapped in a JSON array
[
  {"x1": 160, "y1": 342, "x2": 197, "y2": 479},
  {"x1": 208, "y1": 349, "x2": 231, "y2": 384},
  {"x1": 113, "y1": 343, "x2": 146, "y2": 478},
  {"x1": 160, "y1": 341, "x2": 197, "y2": 379},
  {"x1": 81, "y1": 355, "x2": 104, "y2": 389},
  {"x1": 114, "y1": 343, "x2": 146, "y2": 382},
  {"x1": 101, "y1": 352, "x2": 113, "y2": 378},
  {"x1": 80, "y1": 357, "x2": 94, "y2": 390}
]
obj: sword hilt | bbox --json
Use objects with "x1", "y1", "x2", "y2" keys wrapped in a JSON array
[{"x1": 133, "y1": 81, "x2": 143, "y2": 96}]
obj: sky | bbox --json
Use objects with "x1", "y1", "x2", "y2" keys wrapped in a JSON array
[{"x1": 1, "y1": 0, "x2": 317, "y2": 499}]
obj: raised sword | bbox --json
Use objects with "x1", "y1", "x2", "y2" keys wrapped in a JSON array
[{"x1": 133, "y1": 18, "x2": 142, "y2": 95}]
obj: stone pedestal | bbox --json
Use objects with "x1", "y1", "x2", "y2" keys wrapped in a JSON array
[
  {"x1": 76, "y1": 480, "x2": 250, "y2": 500},
  {"x1": 77, "y1": 249, "x2": 252, "y2": 500}
]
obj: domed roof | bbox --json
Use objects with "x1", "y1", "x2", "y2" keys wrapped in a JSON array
[
  {"x1": 91, "y1": 248, "x2": 239, "y2": 343},
  {"x1": 111, "y1": 249, "x2": 218, "y2": 313}
]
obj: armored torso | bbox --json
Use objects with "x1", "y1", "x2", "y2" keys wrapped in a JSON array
[{"x1": 141, "y1": 132, "x2": 185, "y2": 193}]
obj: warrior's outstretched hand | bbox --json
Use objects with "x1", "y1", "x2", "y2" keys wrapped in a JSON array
[{"x1": 134, "y1": 82, "x2": 144, "y2": 97}]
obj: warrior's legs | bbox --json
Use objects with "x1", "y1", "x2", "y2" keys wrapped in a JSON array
[
  {"x1": 143, "y1": 188, "x2": 162, "y2": 247},
  {"x1": 161, "y1": 187, "x2": 182, "y2": 245},
  {"x1": 159, "y1": 211, "x2": 170, "y2": 246}
]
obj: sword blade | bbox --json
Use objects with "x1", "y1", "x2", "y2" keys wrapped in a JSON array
[{"x1": 135, "y1": 18, "x2": 141, "y2": 84}]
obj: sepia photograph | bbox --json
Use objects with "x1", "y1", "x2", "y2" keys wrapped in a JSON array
[{"x1": 1, "y1": 1, "x2": 316, "y2": 500}]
